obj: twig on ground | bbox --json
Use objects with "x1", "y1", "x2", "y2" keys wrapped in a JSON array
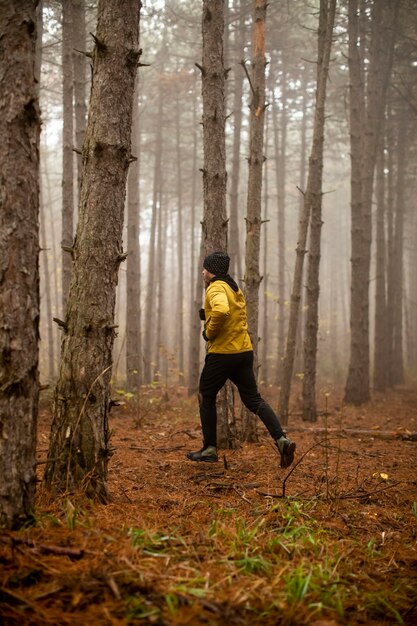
[{"x1": 0, "y1": 534, "x2": 85, "y2": 560}]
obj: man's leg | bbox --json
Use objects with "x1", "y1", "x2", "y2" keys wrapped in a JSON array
[
  {"x1": 231, "y1": 352, "x2": 296, "y2": 468},
  {"x1": 187, "y1": 354, "x2": 229, "y2": 462},
  {"x1": 231, "y1": 352, "x2": 285, "y2": 439}
]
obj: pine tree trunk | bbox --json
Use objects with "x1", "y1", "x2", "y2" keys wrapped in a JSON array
[
  {"x1": 175, "y1": 91, "x2": 184, "y2": 382},
  {"x1": 155, "y1": 195, "x2": 167, "y2": 381},
  {"x1": 187, "y1": 81, "x2": 203, "y2": 396},
  {"x1": 302, "y1": 0, "x2": 336, "y2": 422},
  {"x1": 241, "y1": 0, "x2": 267, "y2": 442},
  {"x1": 126, "y1": 81, "x2": 142, "y2": 390},
  {"x1": 44, "y1": 0, "x2": 141, "y2": 500},
  {"x1": 345, "y1": 0, "x2": 398, "y2": 404},
  {"x1": 294, "y1": 64, "x2": 309, "y2": 377},
  {"x1": 279, "y1": 0, "x2": 335, "y2": 423},
  {"x1": 143, "y1": 83, "x2": 163, "y2": 384},
  {"x1": 261, "y1": 113, "x2": 270, "y2": 384},
  {"x1": 275, "y1": 70, "x2": 287, "y2": 381},
  {"x1": 61, "y1": 0, "x2": 75, "y2": 313},
  {"x1": 72, "y1": 0, "x2": 87, "y2": 199},
  {"x1": 228, "y1": 0, "x2": 245, "y2": 278},
  {"x1": 0, "y1": 0, "x2": 40, "y2": 529},
  {"x1": 200, "y1": 0, "x2": 237, "y2": 449},
  {"x1": 373, "y1": 137, "x2": 389, "y2": 391},
  {"x1": 391, "y1": 110, "x2": 407, "y2": 385}
]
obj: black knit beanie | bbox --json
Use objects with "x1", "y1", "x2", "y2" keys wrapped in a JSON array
[{"x1": 203, "y1": 251, "x2": 230, "y2": 276}]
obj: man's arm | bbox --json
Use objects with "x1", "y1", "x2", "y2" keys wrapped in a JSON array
[{"x1": 204, "y1": 283, "x2": 230, "y2": 339}]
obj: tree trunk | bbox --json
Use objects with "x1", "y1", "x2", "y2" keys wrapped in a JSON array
[
  {"x1": 390, "y1": 109, "x2": 407, "y2": 385},
  {"x1": 228, "y1": 0, "x2": 245, "y2": 278},
  {"x1": 294, "y1": 64, "x2": 309, "y2": 377},
  {"x1": 274, "y1": 70, "x2": 287, "y2": 380},
  {"x1": 37, "y1": 1, "x2": 55, "y2": 384},
  {"x1": 200, "y1": 0, "x2": 237, "y2": 449},
  {"x1": 241, "y1": 0, "x2": 267, "y2": 442},
  {"x1": 61, "y1": 0, "x2": 75, "y2": 314},
  {"x1": 143, "y1": 80, "x2": 163, "y2": 384},
  {"x1": 261, "y1": 111, "x2": 270, "y2": 384},
  {"x1": 345, "y1": 0, "x2": 398, "y2": 405},
  {"x1": 187, "y1": 76, "x2": 203, "y2": 396},
  {"x1": 175, "y1": 90, "x2": 184, "y2": 382},
  {"x1": 279, "y1": 0, "x2": 335, "y2": 423},
  {"x1": 44, "y1": 0, "x2": 141, "y2": 500},
  {"x1": 0, "y1": 0, "x2": 40, "y2": 529},
  {"x1": 72, "y1": 0, "x2": 87, "y2": 200},
  {"x1": 373, "y1": 136, "x2": 388, "y2": 391},
  {"x1": 302, "y1": 0, "x2": 336, "y2": 422},
  {"x1": 126, "y1": 80, "x2": 142, "y2": 390}
]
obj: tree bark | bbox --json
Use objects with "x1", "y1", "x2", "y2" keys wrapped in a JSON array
[
  {"x1": 302, "y1": 0, "x2": 336, "y2": 422},
  {"x1": 187, "y1": 76, "x2": 203, "y2": 396},
  {"x1": 61, "y1": 0, "x2": 75, "y2": 314},
  {"x1": 200, "y1": 0, "x2": 236, "y2": 449},
  {"x1": 345, "y1": 0, "x2": 398, "y2": 405},
  {"x1": 44, "y1": 0, "x2": 141, "y2": 500},
  {"x1": 390, "y1": 109, "x2": 407, "y2": 385},
  {"x1": 279, "y1": 0, "x2": 335, "y2": 423},
  {"x1": 228, "y1": 0, "x2": 245, "y2": 278},
  {"x1": 143, "y1": 79, "x2": 163, "y2": 384},
  {"x1": 0, "y1": 0, "x2": 40, "y2": 529},
  {"x1": 373, "y1": 137, "x2": 389, "y2": 391},
  {"x1": 126, "y1": 80, "x2": 142, "y2": 390},
  {"x1": 175, "y1": 90, "x2": 185, "y2": 382},
  {"x1": 72, "y1": 0, "x2": 87, "y2": 200},
  {"x1": 241, "y1": 0, "x2": 267, "y2": 442}
]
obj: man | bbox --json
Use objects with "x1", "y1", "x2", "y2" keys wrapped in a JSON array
[{"x1": 187, "y1": 251, "x2": 296, "y2": 468}]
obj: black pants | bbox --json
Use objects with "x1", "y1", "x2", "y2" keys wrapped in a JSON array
[{"x1": 198, "y1": 351, "x2": 285, "y2": 447}]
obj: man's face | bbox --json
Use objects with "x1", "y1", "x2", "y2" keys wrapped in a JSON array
[{"x1": 202, "y1": 268, "x2": 214, "y2": 285}]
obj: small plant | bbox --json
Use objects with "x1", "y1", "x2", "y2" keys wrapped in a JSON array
[
  {"x1": 125, "y1": 596, "x2": 160, "y2": 620},
  {"x1": 285, "y1": 564, "x2": 313, "y2": 603},
  {"x1": 234, "y1": 548, "x2": 271, "y2": 575},
  {"x1": 129, "y1": 527, "x2": 186, "y2": 555}
]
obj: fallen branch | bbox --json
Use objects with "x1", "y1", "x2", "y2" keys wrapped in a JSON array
[
  {"x1": 0, "y1": 534, "x2": 85, "y2": 560},
  {"x1": 288, "y1": 426, "x2": 417, "y2": 441}
]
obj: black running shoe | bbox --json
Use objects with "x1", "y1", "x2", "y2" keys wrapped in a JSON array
[
  {"x1": 186, "y1": 446, "x2": 218, "y2": 463},
  {"x1": 276, "y1": 436, "x2": 296, "y2": 468}
]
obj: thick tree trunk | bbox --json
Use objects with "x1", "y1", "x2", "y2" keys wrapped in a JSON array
[
  {"x1": 200, "y1": 0, "x2": 236, "y2": 449},
  {"x1": 241, "y1": 0, "x2": 267, "y2": 442},
  {"x1": 44, "y1": 0, "x2": 141, "y2": 500},
  {"x1": 0, "y1": 0, "x2": 40, "y2": 529},
  {"x1": 345, "y1": 0, "x2": 398, "y2": 404}
]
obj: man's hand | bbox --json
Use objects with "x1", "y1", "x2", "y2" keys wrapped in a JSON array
[{"x1": 199, "y1": 308, "x2": 206, "y2": 321}]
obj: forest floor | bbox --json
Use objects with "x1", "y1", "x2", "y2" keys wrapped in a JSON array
[{"x1": 1, "y1": 383, "x2": 417, "y2": 626}]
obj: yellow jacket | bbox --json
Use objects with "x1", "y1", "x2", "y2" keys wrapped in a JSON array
[{"x1": 204, "y1": 280, "x2": 253, "y2": 354}]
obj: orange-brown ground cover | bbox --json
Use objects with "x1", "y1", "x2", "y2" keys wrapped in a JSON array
[{"x1": 1, "y1": 384, "x2": 417, "y2": 625}]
